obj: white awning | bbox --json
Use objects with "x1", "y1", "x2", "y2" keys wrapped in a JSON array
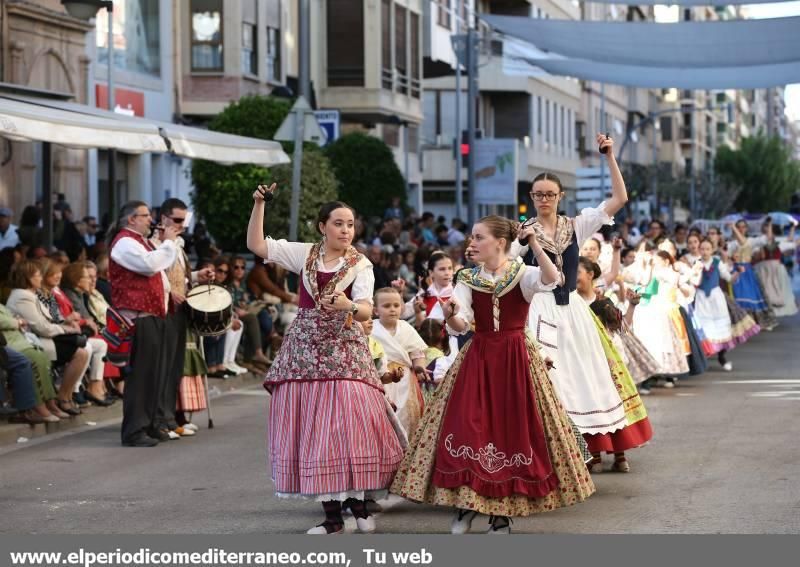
[
  {"x1": 0, "y1": 95, "x2": 167, "y2": 153},
  {"x1": 159, "y1": 122, "x2": 289, "y2": 166},
  {"x1": 0, "y1": 95, "x2": 290, "y2": 167}
]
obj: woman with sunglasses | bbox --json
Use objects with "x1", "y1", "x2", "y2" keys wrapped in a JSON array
[{"x1": 513, "y1": 134, "x2": 637, "y2": 473}]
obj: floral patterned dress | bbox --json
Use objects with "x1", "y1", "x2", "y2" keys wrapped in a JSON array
[{"x1": 391, "y1": 261, "x2": 595, "y2": 516}]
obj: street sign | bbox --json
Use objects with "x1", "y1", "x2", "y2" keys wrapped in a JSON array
[
  {"x1": 474, "y1": 138, "x2": 518, "y2": 205},
  {"x1": 314, "y1": 110, "x2": 340, "y2": 146},
  {"x1": 274, "y1": 97, "x2": 326, "y2": 146}
]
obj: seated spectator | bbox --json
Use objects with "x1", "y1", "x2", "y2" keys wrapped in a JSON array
[
  {"x1": 6, "y1": 260, "x2": 90, "y2": 416},
  {"x1": 0, "y1": 345, "x2": 56, "y2": 424},
  {"x1": 58, "y1": 261, "x2": 112, "y2": 406},
  {"x1": 228, "y1": 255, "x2": 272, "y2": 370},
  {"x1": 1, "y1": 303, "x2": 66, "y2": 422},
  {"x1": 0, "y1": 247, "x2": 17, "y2": 303},
  {"x1": 84, "y1": 260, "x2": 123, "y2": 397},
  {"x1": 93, "y1": 253, "x2": 112, "y2": 304}
]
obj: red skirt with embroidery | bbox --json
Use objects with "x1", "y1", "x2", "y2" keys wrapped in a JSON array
[{"x1": 431, "y1": 329, "x2": 560, "y2": 499}]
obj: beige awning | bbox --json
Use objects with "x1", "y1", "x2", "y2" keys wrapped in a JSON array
[
  {"x1": 0, "y1": 94, "x2": 290, "y2": 166},
  {"x1": 0, "y1": 95, "x2": 167, "y2": 153}
]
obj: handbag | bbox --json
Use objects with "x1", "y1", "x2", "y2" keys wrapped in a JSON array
[{"x1": 101, "y1": 307, "x2": 135, "y2": 367}]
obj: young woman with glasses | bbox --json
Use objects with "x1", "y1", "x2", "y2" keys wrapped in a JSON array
[{"x1": 512, "y1": 134, "x2": 644, "y2": 473}]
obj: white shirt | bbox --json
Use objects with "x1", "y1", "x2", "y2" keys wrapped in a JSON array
[
  {"x1": 110, "y1": 228, "x2": 177, "y2": 316},
  {"x1": 0, "y1": 224, "x2": 19, "y2": 250},
  {"x1": 265, "y1": 238, "x2": 375, "y2": 303}
]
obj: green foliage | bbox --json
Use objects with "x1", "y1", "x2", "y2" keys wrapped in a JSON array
[
  {"x1": 264, "y1": 150, "x2": 339, "y2": 243},
  {"x1": 191, "y1": 95, "x2": 337, "y2": 250},
  {"x1": 715, "y1": 134, "x2": 800, "y2": 213},
  {"x1": 324, "y1": 132, "x2": 406, "y2": 218},
  {"x1": 206, "y1": 94, "x2": 291, "y2": 140}
]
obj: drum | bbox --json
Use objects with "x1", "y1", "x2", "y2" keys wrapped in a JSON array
[{"x1": 185, "y1": 284, "x2": 234, "y2": 336}]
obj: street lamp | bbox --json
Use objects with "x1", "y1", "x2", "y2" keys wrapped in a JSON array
[{"x1": 61, "y1": 0, "x2": 115, "y2": 219}]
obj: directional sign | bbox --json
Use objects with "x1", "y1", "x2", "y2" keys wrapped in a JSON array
[
  {"x1": 314, "y1": 110, "x2": 340, "y2": 147},
  {"x1": 274, "y1": 96, "x2": 326, "y2": 146}
]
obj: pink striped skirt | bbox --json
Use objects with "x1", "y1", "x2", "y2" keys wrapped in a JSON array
[
  {"x1": 269, "y1": 379, "x2": 404, "y2": 500},
  {"x1": 178, "y1": 376, "x2": 207, "y2": 412}
]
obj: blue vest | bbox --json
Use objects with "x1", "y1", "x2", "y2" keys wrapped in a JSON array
[
  {"x1": 523, "y1": 233, "x2": 578, "y2": 305},
  {"x1": 698, "y1": 258, "x2": 720, "y2": 297}
]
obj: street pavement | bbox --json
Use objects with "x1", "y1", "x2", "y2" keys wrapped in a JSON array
[{"x1": 1, "y1": 315, "x2": 799, "y2": 534}]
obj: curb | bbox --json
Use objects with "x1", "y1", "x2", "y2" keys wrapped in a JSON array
[{"x1": 0, "y1": 372, "x2": 265, "y2": 448}]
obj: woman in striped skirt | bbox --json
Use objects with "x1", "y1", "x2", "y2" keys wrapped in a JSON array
[{"x1": 247, "y1": 185, "x2": 405, "y2": 535}]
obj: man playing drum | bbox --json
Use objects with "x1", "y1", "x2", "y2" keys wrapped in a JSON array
[
  {"x1": 109, "y1": 201, "x2": 181, "y2": 447},
  {"x1": 152, "y1": 198, "x2": 215, "y2": 439}
]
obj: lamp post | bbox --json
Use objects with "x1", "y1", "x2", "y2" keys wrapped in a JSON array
[{"x1": 61, "y1": 0, "x2": 114, "y2": 218}]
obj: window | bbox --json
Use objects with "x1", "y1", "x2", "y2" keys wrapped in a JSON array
[
  {"x1": 545, "y1": 100, "x2": 550, "y2": 144},
  {"x1": 410, "y1": 12, "x2": 420, "y2": 98},
  {"x1": 383, "y1": 124, "x2": 400, "y2": 147},
  {"x1": 408, "y1": 124, "x2": 419, "y2": 153},
  {"x1": 382, "y1": 0, "x2": 392, "y2": 88},
  {"x1": 242, "y1": 23, "x2": 256, "y2": 75},
  {"x1": 537, "y1": 96, "x2": 542, "y2": 135},
  {"x1": 567, "y1": 109, "x2": 573, "y2": 152},
  {"x1": 266, "y1": 26, "x2": 281, "y2": 82},
  {"x1": 191, "y1": 0, "x2": 223, "y2": 71},
  {"x1": 327, "y1": 0, "x2": 364, "y2": 86},
  {"x1": 660, "y1": 116, "x2": 673, "y2": 141},
  {"x1": 560, "y1": 106, "x2": 565, "y2": 150},
  {"x1": 395, "y1": 5, "x2": 407, "y2": 94},
  {"x1": 265, "y1": 0, "x2": 281, "y2": 82},
  {"x1": 437, "y1": 0, "x2": 451, "y2": 29},
  {"x1": 97, "y1": 0, "x2": 161, "y2": 76}
]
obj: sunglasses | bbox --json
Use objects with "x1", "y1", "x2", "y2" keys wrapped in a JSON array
[
  {"x1": 233, "y1": 265, "x2": 246, "y2": 270},
  {"x1": 170, "y1": 217, "x2": 186, "y2": 224},
  {"x1": 216, "y1": 268, "x2": 229, "y2": 275}
]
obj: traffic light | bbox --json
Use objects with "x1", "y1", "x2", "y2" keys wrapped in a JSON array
[
  {"x1": 460, "y1": 130, "x2": 470, "y2": 167},
  {"x1": 518, "y1": 203, "x2": 528, "y2": 222}
]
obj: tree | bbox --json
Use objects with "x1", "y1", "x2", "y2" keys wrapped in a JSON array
[
  {"x1": 264, "y1": 151, "x2": 339, "y2": 243},
  {"x1": 191, "y1": 95, "x2": 337, "y2": 250},
  {"x1": 324, "y1": 132, "x2": 406, "y2": 219},
  {"x1": 715, "y1": 134, "x2": 800, "y2": 213}
]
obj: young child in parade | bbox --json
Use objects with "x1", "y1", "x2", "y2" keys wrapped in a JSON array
[
  {"x1": 417, "y1": 318, "x2": 456, "y2": 404},
  {"x1": 371, "y1": 287, "x2": 430, "y2": 435}
]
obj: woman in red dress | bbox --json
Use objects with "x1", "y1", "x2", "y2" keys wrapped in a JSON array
[{"x1": 391, "y1": 216, "x2": 595, "y2": 534}]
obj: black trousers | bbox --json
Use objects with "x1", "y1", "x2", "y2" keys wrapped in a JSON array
[
  {"x1": 121, "y1": 315, "x2": 174, "y2": 442},
  {"x1": 155, "y1": 308, "x2": 188, "y2": 431}
]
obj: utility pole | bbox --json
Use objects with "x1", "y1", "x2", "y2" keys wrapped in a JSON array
[
  {"x1": 289, "y1": 0, "x2": 311, "y2": 241},
  {"x1": 454, "y1": 50, "x2": 463, "y2": 221},
  {"x1": 466, "y1": 27, "x2": 478, "y2": 226}
]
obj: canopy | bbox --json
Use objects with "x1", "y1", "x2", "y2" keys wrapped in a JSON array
[
  {"x1": 0, "y1": 94, "x2": 290, "y2": 166},
  {"x1": 483, "y1": 15, "x2": 800, "y2": 69},
  {"x1": 502, "y1": 56, "x2": 800, "y2": 89}
]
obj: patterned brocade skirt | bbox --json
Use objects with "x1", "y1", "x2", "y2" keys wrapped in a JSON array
[
  {"x1": 391, "y1": 329, "x2": 594, "y2": 517},
  {"x1": 265, "y1": 308, "x2": 404, "y2": 500}
]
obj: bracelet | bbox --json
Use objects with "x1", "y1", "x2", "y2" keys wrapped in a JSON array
[{"x1": 349, "y1": 302, "x2": 359, "y2": 315}]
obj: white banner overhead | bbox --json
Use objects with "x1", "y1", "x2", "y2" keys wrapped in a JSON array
[
  {"x1": 507, "y1": 57, "x2": 800, "y2": 89},
  {"x1": 575, "y1": 0, "x2": 795, "y2": 4},
  {"x1": 483, "y1": 15, "x2": 800, "y2": 69}
]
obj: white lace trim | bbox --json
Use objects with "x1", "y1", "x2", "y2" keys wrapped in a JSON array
[
  {"x1": 444, "y1": 434, "x2": 533, "y2": 474},
  {"x1": 274, "y1": 489, "x2": 388, "y2": 502}
]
